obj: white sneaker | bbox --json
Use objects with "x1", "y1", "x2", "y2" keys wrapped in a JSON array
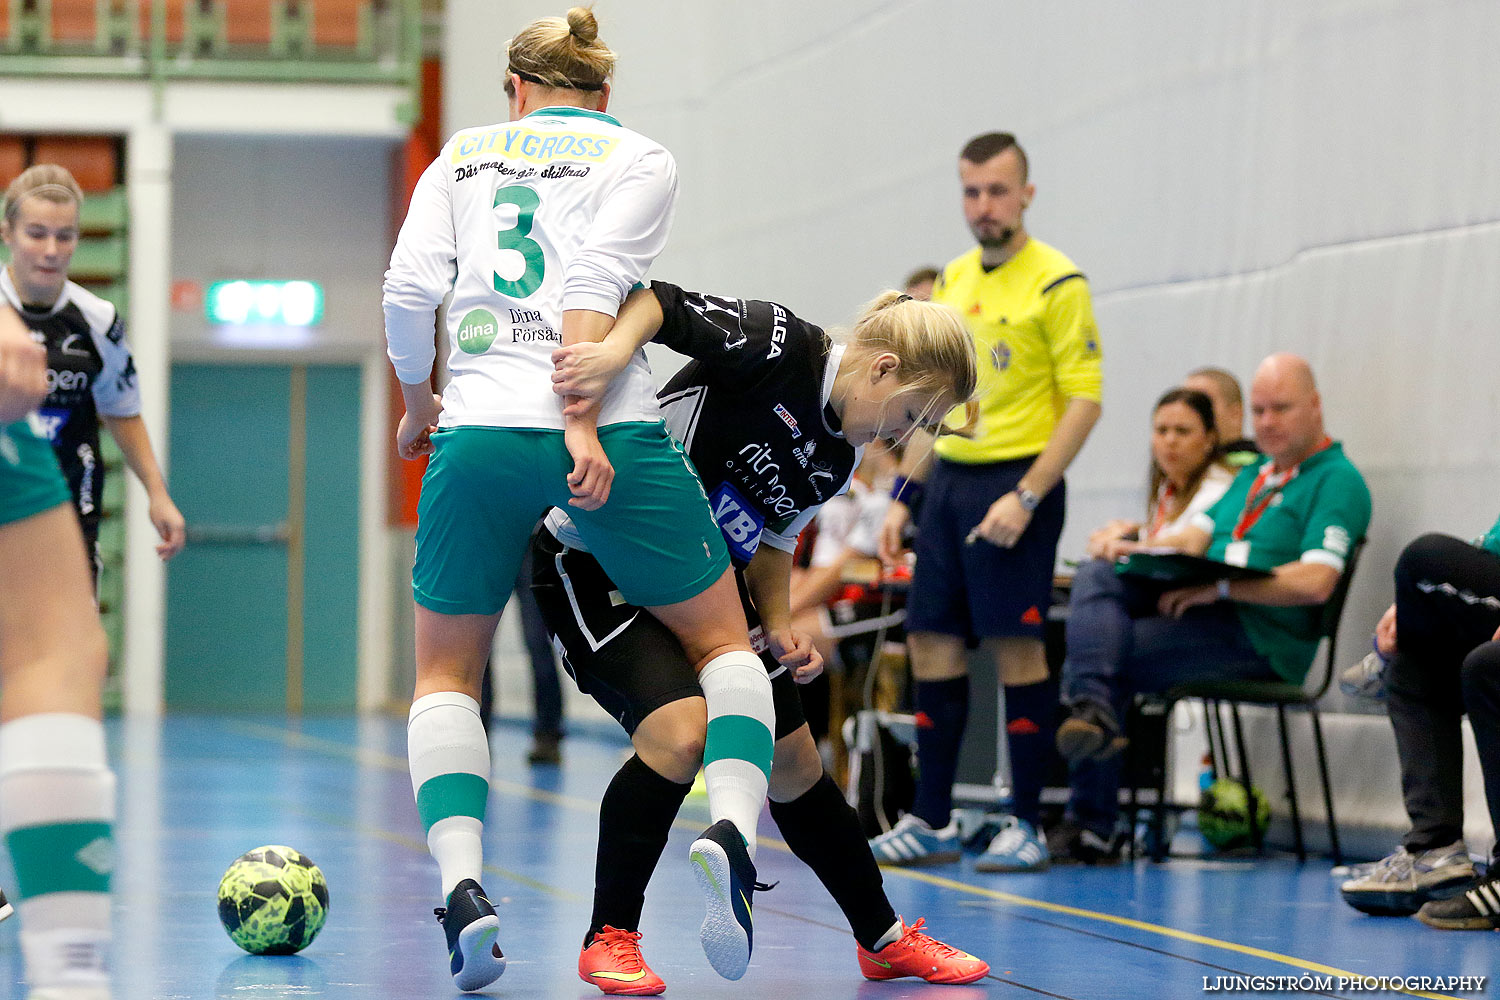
[
  {"x1": 1339, "y1": 650, "x2": 1390, "y2": 701},
  {"x1": 975, "y1": 816, "x2": 1050, "y2": 872},
  {"x1": 869, "y1": 814, "x2": 961, "y2": 866},
  {"x1": 1340, "y1": 842, "x2": 1475, "y2": 915}
]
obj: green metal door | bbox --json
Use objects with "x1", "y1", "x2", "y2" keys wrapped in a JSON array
[{"x1": 165, "y1": 362, "x2": 361, "y2": 712}]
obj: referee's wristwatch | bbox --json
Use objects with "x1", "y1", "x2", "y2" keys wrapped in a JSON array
[{"x1": 1014, "y1": 487, "x2": 1042, "y2": 513}]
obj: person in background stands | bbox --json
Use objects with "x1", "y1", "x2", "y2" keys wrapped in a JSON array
[
  {"x1": 1184, "y1": 366, "x2": 1258, "y2": 469},
  {"x1": 1340, "y1": 515, "x2": 1500, "y2": 930},
  {"x1": 873, "y1": 131, "x2": 1103, "y2": 872}
]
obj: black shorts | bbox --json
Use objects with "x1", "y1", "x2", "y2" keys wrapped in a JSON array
[
  {"x1": 530, "y1": 527, "x2": 806, "y2": 740},
  {"x1": 905, "y1": 455, "x2": 1065, "y2": 641}
]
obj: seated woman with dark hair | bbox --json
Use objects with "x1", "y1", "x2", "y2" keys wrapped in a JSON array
[{"x1": 1087, "y1": 387, "x2": 1235, "y2": 563}]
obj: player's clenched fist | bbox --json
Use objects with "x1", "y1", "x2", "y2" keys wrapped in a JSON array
[{"x1": 0, "y1": 306, "x2": 47, "y2": 424}]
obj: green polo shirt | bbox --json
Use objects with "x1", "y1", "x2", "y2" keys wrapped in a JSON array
[
  {"x1": 1477, "y1": 514, "x2": 1500, "y2": 558},
  {"x1": 1192, "y1": 442, "x2": 1371, "y2": 682}
]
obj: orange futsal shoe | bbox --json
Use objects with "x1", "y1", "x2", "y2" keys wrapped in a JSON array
[
  {"x1": 857, "y1": 917, "x2": 990, "y2": 984},
  {"x1": 579, "y1": 926, "x2": 666, "y2": 996}
]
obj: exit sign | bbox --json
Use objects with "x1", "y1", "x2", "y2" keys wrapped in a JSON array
[{"x1": 206, "y1": 280, "x2": 324, "y2": 327}]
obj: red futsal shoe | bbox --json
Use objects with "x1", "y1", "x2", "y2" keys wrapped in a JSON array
[
  {"x1": 579, "y1": 926, "x2": 666, "y2": 996},
  {"x1": 857, "y1": 917, "x2": 990, "y2": 984}
]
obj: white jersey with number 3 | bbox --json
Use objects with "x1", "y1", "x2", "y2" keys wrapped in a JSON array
[{"x1": 383, "y1": 105, "x2": 674, "y2": 430}]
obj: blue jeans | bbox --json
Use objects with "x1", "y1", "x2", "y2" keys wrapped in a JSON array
[{"x1": 1061, "y1": 558, "x2": 1276, "y2": 833}]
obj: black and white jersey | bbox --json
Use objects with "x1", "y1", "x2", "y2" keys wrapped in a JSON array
[
  {"x1": 1, "y1": 271, "x2": 140, "y2": 532},
  {"x1": 548, "y1": 280, "x2": 861, "y2": 566}
]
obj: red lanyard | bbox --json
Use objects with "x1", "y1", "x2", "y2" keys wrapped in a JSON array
[
  {"x1": 1232, "y1": 437, "x2": 1331, "y2": 540},
  {"x1": 1148, "y1": 483, "x2": 1175, "y2": 539}
]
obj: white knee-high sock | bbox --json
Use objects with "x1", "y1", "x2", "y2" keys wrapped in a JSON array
[
  {"x1": 697, "y1": 651, "x2": 774, "y2": 862},
  {"x1": 408, "y1": 692, "x2": 490, "y2": 898},
  {"x1": 0, "y1": 713, "x2": 114, "y2": 990}
]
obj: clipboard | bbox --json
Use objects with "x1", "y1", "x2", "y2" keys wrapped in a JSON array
[{"x1": 1115, "y1": 551, "x2": 1272, "y2": 586}]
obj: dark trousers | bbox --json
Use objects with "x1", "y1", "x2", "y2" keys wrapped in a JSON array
[
  {"x1": 1387, "y1": 533, "x2": 1500, "y2": 853},
  {"x1": 1061, "y1": 558, "x2": 1277, "y2": 834}
]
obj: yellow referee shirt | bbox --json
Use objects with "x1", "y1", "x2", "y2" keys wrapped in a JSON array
[{"x1": 933, "y1": 237, "x2": 1102, "y2": 464}]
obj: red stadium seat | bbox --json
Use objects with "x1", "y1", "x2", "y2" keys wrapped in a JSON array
[
  {"x1": 0, "y1": 137, "x2": 27, "y2": 191},
  {"x1": 140, "y1": 0, "x2": 187, "y2": 46},
  {"x1": 312, "y1": 0, "x2": 363, "y2": 48},
  {"x1": 31, "y1": 136, "x2": 121, "y2": 192},
  {"x1": 51, "y1": 0, "x2": 98, "y2": 42},
  {"x1": 223, "y1": 0, "x2": 272, "y2": 44}
]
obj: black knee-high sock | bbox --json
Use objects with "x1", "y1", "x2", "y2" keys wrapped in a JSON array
[
  {"x1": 1004, "y1": 679, "x2": 1056, "y2": 828},
  {"x1": 770, "y1": 773, "x2": 898, "y2": 951},
  {"x1": 911, "y1": 676, "x2": 969, "y2": 829},
  {"x1": 589, "y1": 754, "x2": 691, "y2": 944}
]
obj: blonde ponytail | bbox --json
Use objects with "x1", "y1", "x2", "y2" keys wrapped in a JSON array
[{"x1": 844, "y1": 293, "x2": 978, "y2": 436}]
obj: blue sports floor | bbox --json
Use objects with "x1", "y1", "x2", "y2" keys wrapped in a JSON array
[{"x1": 1, "y1": 716, "x2": 1493, "y2": 1000}]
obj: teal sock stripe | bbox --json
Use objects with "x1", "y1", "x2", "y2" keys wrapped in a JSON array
[
  {"x1": 6, "y1": 821, "x2": 113, "y2": 898},
  {"x1": 704, "y1": 715, "x2": 774, "y2": 780},
  {"x1": 416, "y1": 772, "x2": 489, "y2": 834}
]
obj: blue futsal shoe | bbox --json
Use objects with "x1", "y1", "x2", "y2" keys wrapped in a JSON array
[
  {"x1": 975, "y1": 816, "x2": 1050, "y2": 872},
  {"x1": 869, "y1": 813, "x2": 962, "y2": 866},
  {"x1": 435, "y1": 878, "x2": 506, "y2": 991},
  {"x1": 689, "y1": 819, "x2": 770, "y2": 981}
]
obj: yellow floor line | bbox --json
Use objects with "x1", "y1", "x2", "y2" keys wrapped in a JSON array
[{"x1": 233, "y1": 722, "x2": 1458, "y2": 999}]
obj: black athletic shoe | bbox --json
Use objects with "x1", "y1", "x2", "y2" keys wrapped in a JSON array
[
  {"x1": 0, "y1": 886, "x2": 12, "y2": 922},
  {"x1": 1416, "y1": 872, "x2": 1500, "y2": 930},
  {"x1": 1048, "y1": 819, "x2": 1122, "y2": 865},
  {"x1": 434, "y1": 878, "x2": 506, "y2": 991},
  {"x1": 689, "y1": 819, "x2": 774, "y2": 981}
]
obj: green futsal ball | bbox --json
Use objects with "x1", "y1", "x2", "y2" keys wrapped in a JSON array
[
  {"x1": 217, "y1": 845, "x2": 330, "y2": 955},
  {"x1": 1198, "y1": 778, "x2": 1271, "y2": 849}
]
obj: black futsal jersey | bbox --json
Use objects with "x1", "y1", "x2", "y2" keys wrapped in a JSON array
[
  {"x1": 547, "y1": 280, "x2": 862, "y2": 567},
  {"x1": 1, "y1": 271, "x2": 140, "y2": 540}
]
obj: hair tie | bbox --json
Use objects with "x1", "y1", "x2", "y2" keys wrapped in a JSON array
[{"x1": 895, "y1": 293, "x2": 913, "y2": 304}]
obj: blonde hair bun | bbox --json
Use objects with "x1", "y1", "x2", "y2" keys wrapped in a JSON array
[{"x1": 566, "y1": 6, "x2": 598, "y2": 44}]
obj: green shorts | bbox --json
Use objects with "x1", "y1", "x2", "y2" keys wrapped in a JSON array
[
  {"x1": 0, "y1": 418, "x2": 70, "y2": 528},
  {"x1": 413, "y1": 422, "x2": 729, "y2": 615}
]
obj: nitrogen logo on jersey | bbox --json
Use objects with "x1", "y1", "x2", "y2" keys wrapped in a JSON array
[
  {"x1": 709, "y1": 481, "x2": 765, "y2": 563},
  {"x1": 456, "y1": 309, "x2": 499, "y2": 355}
]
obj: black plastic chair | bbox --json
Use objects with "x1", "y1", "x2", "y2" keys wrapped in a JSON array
[{"x1": 1126, "y1": 539, "x2": 1365, "y2": 865}]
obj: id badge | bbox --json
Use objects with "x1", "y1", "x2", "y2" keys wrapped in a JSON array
[{"x1": 1224, "y1": 540, "x2": 1250, "y2": 567}]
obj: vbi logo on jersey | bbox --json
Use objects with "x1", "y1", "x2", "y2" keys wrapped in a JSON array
[
  {"x1": 709, "y1": 481, "x2": 764, "y2": 563},
  {"x1": 34, "y1": 407, "x2": 70, "y2": 442}
]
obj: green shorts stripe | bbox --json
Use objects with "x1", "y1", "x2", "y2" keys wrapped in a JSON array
[
  {"x1": 0, "y1": 419, "x2": 71, "y2": 528},
  {"x1": 704, "y1": 715, "x2": 774, "y2": 781},
  {"x1": 6, "y1": 821, "x2": 114, "y2": 898},
  {"x1": 415, "y1": 772, "x2": 489, "y2": 833},
  {"x1": 413, "y1": 422, "x2": 729, "y2": 616}
]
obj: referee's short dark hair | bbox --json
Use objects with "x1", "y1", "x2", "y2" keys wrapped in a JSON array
[{"x1": 960, "y1": 132, "x2": 1028, "y2": 181}]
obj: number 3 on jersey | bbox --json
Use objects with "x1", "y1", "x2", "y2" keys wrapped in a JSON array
[{"x1": 493, "y1": 185, "x2": 544, "y2": 298}]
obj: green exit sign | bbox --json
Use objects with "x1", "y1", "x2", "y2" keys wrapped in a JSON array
[{"x1": 206, "y1": 280, "x2": 324, "y2": 326}]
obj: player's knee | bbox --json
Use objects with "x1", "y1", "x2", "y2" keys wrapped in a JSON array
[
  {"x1": 634, "y1": 697, "x2": 707, "y2": 784},
  {"x1": 769, "y1": 727, "x2": 822, "y2": 802}
]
